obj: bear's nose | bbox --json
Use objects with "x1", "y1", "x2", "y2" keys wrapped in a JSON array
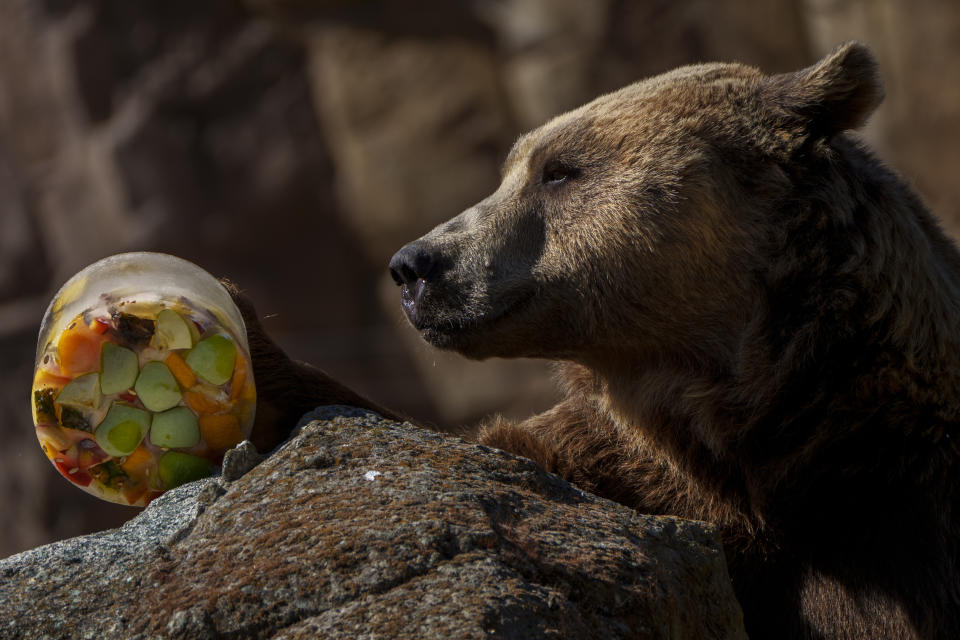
[{"x1": 389, "y1": 242, "x2": 436, "y2": 287}]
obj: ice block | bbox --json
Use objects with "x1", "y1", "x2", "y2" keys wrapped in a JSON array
[{"x1": 31, "y1": 253, "x2": 256, "y2": 506}]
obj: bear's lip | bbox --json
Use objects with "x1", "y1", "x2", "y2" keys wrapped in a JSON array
[
  {"x1": 403, "y1": 278, "x2": 536, "y2": 354},
  {"x1": 401, "y1": 277, "x2": 456, "y2": 336}
]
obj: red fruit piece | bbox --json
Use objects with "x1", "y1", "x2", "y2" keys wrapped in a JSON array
[{"x1": 52, "y1": 457, "x2": 93, "y2": 487}]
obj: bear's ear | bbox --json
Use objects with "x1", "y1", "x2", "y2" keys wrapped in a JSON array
[{"x1": 765, "y1": 41, "x2": 884, "y2": 141}]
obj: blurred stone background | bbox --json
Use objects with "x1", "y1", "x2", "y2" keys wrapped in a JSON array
[{"x1": 1, "y1": 0, "x2": 958, "y2": 557}]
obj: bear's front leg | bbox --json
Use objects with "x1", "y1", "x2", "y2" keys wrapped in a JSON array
[
  {"x1": 221, "y1": 281, "x2": 399, "y2": 451},
  {"x1": 478, "y1": 415, "x2": 563, "y2": 472},
  {"x1": 478, "y1": 400, "x2": 686, "y2": 515}
]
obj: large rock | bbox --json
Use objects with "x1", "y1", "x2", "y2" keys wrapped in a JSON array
[{"x1": 0, "y1": 406, "x2": 745, "y2": 639}]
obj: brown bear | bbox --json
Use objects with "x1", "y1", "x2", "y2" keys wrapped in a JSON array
[{"x1": 240, "y1": 42, "x2": 960, "y2": 638}]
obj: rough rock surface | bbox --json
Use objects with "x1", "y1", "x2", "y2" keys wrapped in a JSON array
[{"x1": 0, "y1": 406, "x2": 745, "y2": 639}]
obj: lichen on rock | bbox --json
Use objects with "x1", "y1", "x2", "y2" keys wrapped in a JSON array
[{"x1": 0, "y1": 406, "x2": 745, "y2": 639}]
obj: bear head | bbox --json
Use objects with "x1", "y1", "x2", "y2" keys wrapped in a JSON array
[{"x1": 389, "y1": 42, "x2": 883, "y2": 366}]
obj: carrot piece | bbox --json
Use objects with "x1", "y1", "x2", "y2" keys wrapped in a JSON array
[
  {"x1": 123, "y1": 482, "x2": 150, "y2": 505},
  {"x1": 198, "y1": 414, "x2": 243, "y2": 450},
  {"x1": 165, "y1": 352, "x2": 197, "y2": 389},
  {"x1": 229, "y1": 354, "x2": 247, "y2": 401},
  {"x1": 57, "y1": 324, "x2": 102, "y2": 375},
  {"x1": 183, "y1": 389, "x2": 225, "y2": 415},
  {"x1": 120, "y1": 445, "x2": 153, "y2": 474}
]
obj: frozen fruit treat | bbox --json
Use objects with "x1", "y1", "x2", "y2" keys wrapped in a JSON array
[{"x1": 31, "y1": 253, "x2": 256, "y2": 506}]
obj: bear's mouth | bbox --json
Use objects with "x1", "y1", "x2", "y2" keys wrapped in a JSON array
[
  {"x1": 399, "y1": 277, "x2": 476, "y2": 345},
  {"x1": 399, "y1": 277, "x2": 532, "y2": 353}
]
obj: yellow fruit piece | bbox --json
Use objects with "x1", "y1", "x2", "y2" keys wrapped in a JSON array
[
  {"x1": 198, "y1": 414, "x2": 242, "y2": 451},
  {"x1": 37, "y1": 426, "x2": 72, "y2": 454},
  {"x1": 34, "y1": 371, "x2": 71, "y2": 388}
]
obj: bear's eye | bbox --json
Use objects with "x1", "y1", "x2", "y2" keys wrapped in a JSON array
[{"x1": 541, "y1": 160, "x2": 579, "y2": 186}]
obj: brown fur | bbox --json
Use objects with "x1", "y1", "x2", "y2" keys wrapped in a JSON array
[
  {"x1": 383, "y1": 42, "x2": 960, "y2": 638},
  {"x1": 222, "y1": 280, "x2": 399, "y2": 452}
]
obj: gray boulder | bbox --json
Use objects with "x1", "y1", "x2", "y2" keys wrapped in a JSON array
[{"x1": 0, "y1": 406, "x2": 746, "y2": 639}]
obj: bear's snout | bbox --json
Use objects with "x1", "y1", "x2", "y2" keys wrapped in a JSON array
[{"x1": 388, "y1": 241, "x2": 441, "y2": 325}]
